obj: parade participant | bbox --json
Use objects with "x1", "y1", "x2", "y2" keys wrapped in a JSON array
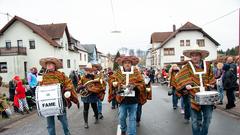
[
  {"x1": 108, "y1": 69, "x2": 118, "y2": 109},
  {"x1": 168, "y1": 64, "x2": 180, "y2": 110},
  {"x1": 92, "y1": 63, "x2": 106, "y2": 120},
  {"x1": 136, "y1": 70, "x2": 152, "y2": 127},
  {"x1": 27, "y1": 67, "x2": 38, "y2": 97},
  {"x1": 39, "y1": 57, "x2": 79, "y2": 135},
  {"x1": 108, "y1": 56, "x2": 145, "y2": 135},
  {"x1": 77, "y1": 63, "x2": 104, "y2": 129},
  {"x1": 175, "y1": 49, "x2": 216, "y2": 135},
  {"x1": 69, "y1": 70, "x2": 79, "y2": 91}
]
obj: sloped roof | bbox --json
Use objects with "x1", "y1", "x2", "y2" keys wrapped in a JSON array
[
  {"x1": 0, "y1": 16, "x2": 60, "y2": 47},
  {"x1": 38, "y1": 23, "x2": 67, "y2": 39},
  {"x1": 82, "y1": 44, "x2": 97, "y2": 53},
  {"x1": 150, "y1": 32, "x2": 173, "y2": 44},
  {"x1": 151, "y1": 22, "x2": 220, "y2": 50},
  {"x1": 70, "y1": 37, "x2": 88, "y2": 52}
]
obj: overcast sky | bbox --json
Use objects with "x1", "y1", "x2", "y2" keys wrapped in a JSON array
[{"x1": 0, "y1": 0, "x2": 239, "y2": 54}]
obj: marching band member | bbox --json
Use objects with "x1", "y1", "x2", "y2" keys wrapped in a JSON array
[
  {"x1": 136, "y1": 71, "x2": 152, "y2": 127},
  {"x1": 39, "y1": 57, "x2": 79, "y2": 135},
  {"x1": 108, "y1": 56, "x2": 145, "y2": 135},
  {"x1": 77, "y1": 63, "x2": 105, "y2": 129},
  {"x1": 92, "y1": 64, "x2": 106, "y2": 119},
  {"x1": 174, "y1": 50, "x2": 216, "y2": 135}
]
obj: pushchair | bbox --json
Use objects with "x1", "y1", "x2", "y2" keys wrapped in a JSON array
[{"x1": 25, "y1": 90, "x2": 36, "y2": 111}]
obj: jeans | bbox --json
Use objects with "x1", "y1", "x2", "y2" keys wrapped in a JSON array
[
  {"x1": 97, "y1": 99, "x2": 102, "y2": 114},
  {"x1": 47, "y1": 112, "x2": 70, "y2": 135},
  {"x1": 119, "y1": 103, "x2": 138, "y2": 135},
  {"x1": 217, "y1": 84, "x2": 224, "y2": 102},
  {"x1": 172, "y1": 89, "x2": 178, "y2": 108},
  {"x1": 182, "y1": 95, "x2": 191, "y2": 120},
  {"x1": 136, "y1": 104, "x2": 142, "y2": 122},
  {"x1": 191, "y1": 105, "x2": 213, "y2": 135}
]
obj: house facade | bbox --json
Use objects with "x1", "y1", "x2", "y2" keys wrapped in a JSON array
[
  {"x1": 0, "y1": 16, "x2": 85, "y2": 82},
  {"x1": 150, "y1": 22, "x2": 219, "y2": 68}
]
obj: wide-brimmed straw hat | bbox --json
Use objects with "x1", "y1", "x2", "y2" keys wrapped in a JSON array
[
  {"x1": 183, "y1": 49, "x2": 209, "y2": 58},
  {"x1": 40, "y1": 57, "x2": 62, "y2": 69},
  {"x1": 116, "y1": 56, "x2": 139, "y2": 66},
  {"x1": 84, "y1": 63, "x2": 94, "y2": 71}
]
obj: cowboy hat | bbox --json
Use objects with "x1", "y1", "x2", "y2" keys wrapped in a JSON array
[
  {"x1": 40, "y1": 57, "x2": 62, "y2": 69},
  {"x1": 183, "y1": 49, "x2": 209, "y2": 58},
  {"x1": 84, "y1": 63, "x2": 94, "y2": 71},
  {"x1": 116, "y1": 56, "x2": 139, "y2": 66}
]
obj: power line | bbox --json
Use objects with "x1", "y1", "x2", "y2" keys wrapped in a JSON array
[{"x1": 202, "y1": 8, "x2": 238, "y2": 26}]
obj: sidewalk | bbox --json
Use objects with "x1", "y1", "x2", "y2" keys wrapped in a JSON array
[
  {"x1": 0, "y1": 87, "x2": 37, "y2": 130},
  {"x1": 216, "y1": 92, "x2": 240, "y2": 117}
]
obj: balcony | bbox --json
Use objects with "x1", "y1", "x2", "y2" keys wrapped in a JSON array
[{"x1": 0, "y1": 47, "x2": 27, "y2": 56}]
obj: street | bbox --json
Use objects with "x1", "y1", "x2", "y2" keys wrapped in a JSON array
[{"x1": 1, "y1": 85, "x2": 240, "y2": 135}]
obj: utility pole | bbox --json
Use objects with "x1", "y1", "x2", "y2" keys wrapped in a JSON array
[{"x1": 238, "y1": 8, "x2": 240, "y2": 97}]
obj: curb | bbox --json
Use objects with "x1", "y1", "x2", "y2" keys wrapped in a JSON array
[
  {"x1": 0, "y1": 110, "x2": 37, "y2": 131},
  {"x1": 216, "y1": 105, "x2": 240, "y2": 118}
]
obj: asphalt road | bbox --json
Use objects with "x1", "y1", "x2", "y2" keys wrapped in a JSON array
[{"x1": 1, "y1": 85, "x2": 240, "y2": 135}]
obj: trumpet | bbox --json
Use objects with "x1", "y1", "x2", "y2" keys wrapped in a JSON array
[{"x1": 79, "y1": 78, "x2": 102, "y2": 97}]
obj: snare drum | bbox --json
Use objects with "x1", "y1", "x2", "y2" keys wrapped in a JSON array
[
  {"x1": 195, "y1": 91, "x2": 219, "y2": 105},
  {"x1": 36, "y1": 83, "x2": 64, "y2": 117}
]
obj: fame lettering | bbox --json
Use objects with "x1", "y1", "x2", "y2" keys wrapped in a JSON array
[{"x1": 42, "y1": 102, "x2": 56, "y2": 108}]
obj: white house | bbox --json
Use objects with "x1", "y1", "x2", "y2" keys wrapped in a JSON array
[
  {"x1": 150, "y1": 22, "x2": 220, "y2": 68},
  {"x1": 70, "y1": 37, "x2": 88, "y2": 68},
  {"x1": 0, "y1": 16, "x2": 86, "y2": 82},
  {"x1": 145, "y1": 48, "x2": 152, "y2": 68}
]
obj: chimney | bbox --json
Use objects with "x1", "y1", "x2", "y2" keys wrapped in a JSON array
[{"x1": 173, "y1": 24, "x2": 176, "y2": 32}]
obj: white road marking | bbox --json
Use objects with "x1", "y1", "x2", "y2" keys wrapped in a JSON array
[{"x1": 117, "y1": 124, "x2": 121, "y2": 135}]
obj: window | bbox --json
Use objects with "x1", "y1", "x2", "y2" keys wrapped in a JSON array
[
  {"x1": 29, "y1": 40, "x2": 35, "y2": 49},
  {"x1": 80, "y1": 53, "x2": 82, "y2": 61},
  {"x1": 17, "y1": 40, "x2": 23, "y2": 47},
  {"x1": 67, "y1": 59, "x2": 71, "y2": 68},
  {"x1": 0, "y1": 62, "x2": 7, "y2": 73},
  {"x1": 59, "y1": 59, "x2": 63, "y2": 68},
  {"x1": 197, "y1": 39, "x2": 205, "y2": 47},
  {"x1": 84, "y1": 54, "x2": 87, "y2": 61},
  {"x1": 164, "y1": 48, "x2": 175, "y2": 56},
  {"x1": 65, "y1": 43, "x2": 68, "y2": 51},
  {"x1": 180, "y1": 40, "x2": 184, "y2": 46},
  {"x1": 186, "y1": 40, "x2": 190, "y2": 46},
  {"x1": 180, "y1": 56, "x2": 185, "y2": 62},
  {"x1": 6, "y1": 40, "x2": 11, "y2": 49}
]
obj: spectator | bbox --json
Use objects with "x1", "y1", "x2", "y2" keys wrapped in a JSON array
[
  {"x1": 215, "y1": 63, "x2": 224, "y2": 105},
  {"x1": 0, "y1": 76, "x2": 12, "y2": 118},
  {"x1": 27, "y1": 67, "x2": 38, "y2": 97},
  {"x1": 223, "y1": 63, "x2": 237, "y2": 109},
  {"x1": 15, "y1": 81, "x2": 30, "y2": 114},
  {"x1": 9, "y1": 77, "x2": 17, "y2": 101}
]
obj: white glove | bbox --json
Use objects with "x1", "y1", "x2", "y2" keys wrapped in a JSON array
[{"x1": 64, "y1": 91, "x2": 71, "y2": 98}]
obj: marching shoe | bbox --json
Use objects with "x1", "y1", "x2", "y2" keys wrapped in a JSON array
[
  {"x1": 99, "y1": 113, "x2": 104, "y2": 119},
  {"x1": 121, "y1": 131, "x2": 126, "y2": 135},
  {"x1": 84, "y1": 123, "x2": 89, "y2": 129},
  {"x1": 94, "y1": 118, "x2": 99, "y2": 124}
]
